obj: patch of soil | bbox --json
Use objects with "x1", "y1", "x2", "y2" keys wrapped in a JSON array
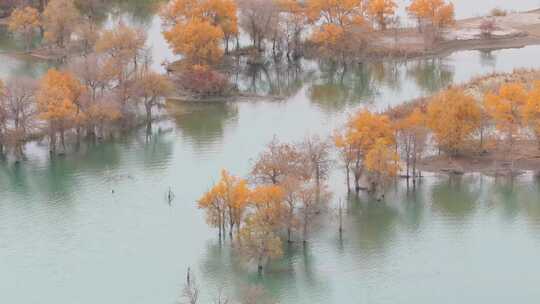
[{"x1": 419, "y1": 140, "x2": 540, "y2": 175}]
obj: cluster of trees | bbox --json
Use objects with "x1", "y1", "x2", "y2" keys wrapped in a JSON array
[
  {"x1": 160, "y1": 0, "x2": 455, "y2": 68},
  {"x1": 333, "y1": 80, "x2": 540, "y2": 193},
  {"x1": 192, "y1": 75, "x2": 540, "y2": 274},
  {"x1": 1, "y1": 1, "x2": 172, "y2": 158},
  {"x1": 6, "y1": 0, "x2": 109, "y2": 53},
  {"x1": 334, "y1": 110, "x2": 400, "y2": 194},
  {"x1": 198, "y1": 137, "x2": 332, "y2": 272},
  {"x1": 407, "y1": 0, "x2": 455, "y2": 37}
]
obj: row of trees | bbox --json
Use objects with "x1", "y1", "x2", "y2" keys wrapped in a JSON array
[
  {"x1": 6, "y1": 0, "x2": 106, "y2": 52},
  {"x1": 0, "y1": 17, "x2": 172, "y2": 158},
  {"x1": 198, "y1": 137, "x2": 332, "y2": 272},
  {"x1": 160, "y1": 0, "x2": 456, "y2": 67},
  {"x1": 334, "y1": 80, "x2": 540, "y2": 195}
]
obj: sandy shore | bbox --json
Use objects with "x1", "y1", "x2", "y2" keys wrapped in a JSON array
[
  {"x1": 371, "y1": 9, "x2": 540, "y2": 59},
  {"x1": 385, "y1": 69, "x2": 540, "y2": 175},
  {"x1": 419, "y1": 141, "x2": 540, "y2": 176}
]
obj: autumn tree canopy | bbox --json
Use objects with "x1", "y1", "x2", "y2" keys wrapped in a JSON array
[
  {"x1": 335, "y1": 110, "x2": 395, "y2": 193},
  {"x1": 8, "y1": 6, "x2": 41, "y2": 51},
  {"x1": 37, "y1": 69, "x2": 84, "y2": 152},
  {"x1": 367, "y1": 0, "x2": 397, "y2": 30},
  {"x1": 407, "y1": 0, "x2": 455, "y2": 32},
  {"x1": 484, "y1": 82, "x2": 528, "y2": 148},
  {"x1": 307, "y1": 0, "x2": 370, "y2": 61},
  {"x1": 161, "y1": 0, "x2": 238, "y2": 64},
  {"x1": 43, "y1": 0, "x2": 81, "y2": 48},
  {"x1": 427, "y1": 88, "x2": 481, "y2": 155}
]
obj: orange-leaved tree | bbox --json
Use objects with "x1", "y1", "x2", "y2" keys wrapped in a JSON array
[
  {"x1": 239, "y1": 211, "x2": 283, "y2": 273},
  {"x1": 335, "y1": 110, "x2": 395, "y2": 193},
  {"x1": 365, "y1": 138, "x2": 400, "y2": 196},
  {"x1": 306, "y1": 0, "x2": 366, "y2": 26},
  {"x1": 367, "y1": 0, "x2": 397, "y2": 30},
  {"x1": 42, "y1": 0, "x2": 81, "y2": 48},
  {"x1": 161, "y1": 0, "x2": 238, "y2": 61},
  {"x1": 426, "y1": 88, "x2": 481, "y2": 155},
  {"x1": 484, "y1": 82, "x2": 528, "y2": 150},
  {"x1": 307, "y1": 0, "x2": 369, "y2": 60},
  {"x1": 8, "y1": 6, "x2": 41, "y2": 52},
  {"x1": 163, "y1": 18, "x2": 224, "y2": 65},
  {"x1": 37, "y1": 69, "x2": 84, "y2": 152},
  {"x1": 407, "y1": 0, "x2": 455, "y2": 33},
  {"x1": 198, "y1": 169, "x2": 250, "y2": 237},
  {"x1": 249, "y1": 184, "x2": 287, "y2": 231}
]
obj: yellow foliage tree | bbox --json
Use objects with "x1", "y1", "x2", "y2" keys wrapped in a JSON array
[
  {"x1": 407, "y1": 0, "x2": 455, "y2": 32},
  {"x1": 219, "y1": 170, "x2": 251, "y2": 236},
  {"x1": 161, "y1": 0, "x2": 238, "y2": 58},
  {"x1": 239, "y1": 212, "x2": 283, "y2": 273},
  {"x1": 427, "y1": 88, "x2": 481, "y2": 155},
  {"x1": 484, "y1": 82, "x2": 528, "y2": 149},
  {"x1": 310, "y1": 23, "x2": 346, "y2": 59},
  {"x1": 365, "y1": 138, "x2": 400, "y2": 195},
  {"x1": 307, "y1": 0, "x2": 368, "y2": 60},
  {"x1": 43, "y1": 0, "x2": 81, "y2": 48},
  {"x1": 335, "y1": 110, "x2": 395, "y2": 193},
  {"x1": 37, "y1": 69, "x2": 84, "y2": 152},
  {"x1": 249, "y1": 185, "x2": 287, "y2": 231},
  {"x1": 163, "y1": 18, "x2": 224, "y2": 65},
  {"x1": 8, "y1": 6, "x2": 41, "y2": 51},
  {"x1": 306, "y1": 0, "x2": 366, "y2": 26},
  {"x1": 367, "y1": 0, "x2": 397, "y2": 30},
  {"x1": 198, "y1": 169, "x2": 250, "y2": 237}
]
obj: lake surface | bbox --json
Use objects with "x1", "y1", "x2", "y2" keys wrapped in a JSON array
[{"x1": 2, "y1": 1, "x2": 540, "y2": 304}]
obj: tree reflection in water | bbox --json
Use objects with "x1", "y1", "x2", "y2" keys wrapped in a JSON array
[
  {"x1": 405, "y1": 57, "x2": 454, "y2": 94},
  {"x1": 166, "y1": 101, "x2": 238, "y2": 152}
]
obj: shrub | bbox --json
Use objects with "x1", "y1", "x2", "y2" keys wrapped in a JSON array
[
  {"x1": 479, "y1": 18, "x2": 497, "y2": 38},
  {"x1": 490, "y1": 8, "x2": 507, "y2": 17},
  {"x1": 177, "y1": 66, "x2": 232, "y2": 97}
]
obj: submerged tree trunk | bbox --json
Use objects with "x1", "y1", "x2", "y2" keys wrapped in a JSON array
[{"x1": 49, "y1": 128, "x2": 56, "y2": 154}]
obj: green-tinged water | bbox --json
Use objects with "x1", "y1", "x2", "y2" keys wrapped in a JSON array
[{"x1": 2, "y1": 1, "x2": 540, "y2": 303}]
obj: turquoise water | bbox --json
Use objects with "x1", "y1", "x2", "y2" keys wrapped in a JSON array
[{"x1": 2, "y1": 1, "x2": 540, "y2": 303}]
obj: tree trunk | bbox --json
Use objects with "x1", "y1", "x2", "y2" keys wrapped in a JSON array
[
  {"x1": 49, "y1": 128, "x2": 56, "y2": 154},
  {"x1": 345, "y1": 165, "x2": 351, "y2": 193},
  {"x1": 145, "y1": 102, "x2": 152, "y2": 123}
]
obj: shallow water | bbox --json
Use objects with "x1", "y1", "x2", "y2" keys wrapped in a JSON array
[{"x1": 2, "y1": 1, "x2": 540, "y2": 304}]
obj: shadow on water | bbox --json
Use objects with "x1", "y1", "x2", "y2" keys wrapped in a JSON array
[
  {"x1": 166, "y1": 101, "x2": 238, "y2": 152},
  {"x1": 0, "y1": 125, "x2": 173, "y2": 201},
  {"x1": 430, "y1": 174, "x2": 481, "y2": 222},
  {"x1": 235, "y1": 60, "x2": 315, "y2": 98},
  {"x1": 308, "y1": 62, "x2": 378, "y2": 113},
  {"x1": 345, "y1": 193, "x2": 400, "y2": 256},
  {"x1": 405, "y1": 57, "x2": 454, "y2": 94}
]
